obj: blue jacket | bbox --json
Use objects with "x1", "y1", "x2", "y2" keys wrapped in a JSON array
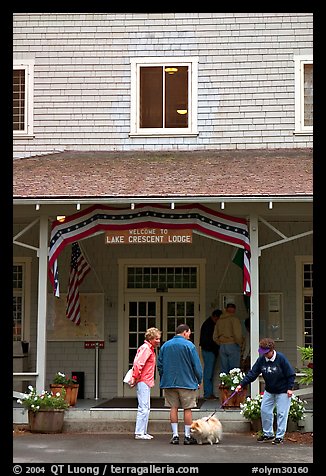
[
  {"x1": 240, "y1": 351, "x2": 296, "y2": 394},
  {"x1": 157, "y1": 335, "x2": 203, "y2": 389}
]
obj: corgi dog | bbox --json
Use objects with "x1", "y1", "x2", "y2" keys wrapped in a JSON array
[{"x1": 190, "y1": 416, "x2": 223, "y2": 445}]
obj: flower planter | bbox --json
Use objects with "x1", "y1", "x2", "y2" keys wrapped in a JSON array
[
  {"x1": 250, "y1": 419, "x2": 262, "y2": 432},
  {"x1": 286, "y1": 419, "x2": 299, "y2": 432},
  {"x1": 28, "y1": 409, "x2": 65, "y2": 433},
  {"x1": 50, "y1": 383, "x2": 79, "y2": 406},
  {"x1": 250, "y1": 416, "x2": 294, "y2": 433},
  {"x1": 219, "y1": 385, "x2": 247, "y2": 407}
]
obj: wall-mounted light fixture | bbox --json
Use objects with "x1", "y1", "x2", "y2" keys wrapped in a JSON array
[
  {"x1": 131, "y1": 203, "x2": 135, "y2": 210},
  {"x1": 176, "y1": 109, "x2": 188, "y2": 115},
  {"x1": 268, "y1": 201, "x2": 273, "y2": 209},
  {"x1": 56, "y1": 216, "x2": 66, "y2": 223},
  {"x1": 35, "y1": 204, "x2": 40, "y2": 211},
  {"x1": 171, "y1": 202, "x2": 175, "y2": 210},
  {"x1": 220, "y1": 202, "x2": 225, "y2": 210},
  {"x1": 76, "y1": 203, "x2": 81, "y2": 210}
]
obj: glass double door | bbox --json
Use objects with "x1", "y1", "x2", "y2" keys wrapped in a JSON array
[{"x1": 124, "y1": 294, "x2": 198, "y2": 397}]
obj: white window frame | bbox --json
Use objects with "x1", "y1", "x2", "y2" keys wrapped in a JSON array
[
  {"x1": 13, "y1": 59, "x2": 35, "y2": 138},
  {"x1": 130, "y1": 57, "x2": 198, "y2": 137},
  {"x1": 13, "y1": 258, "x2": 32, "y2": 344},
  {"x1": 294, "y1": 55, "x2": 313, "y2": 135},
  {"x1": 295, "y1": 255, "x2": 313, "y2": 367}
]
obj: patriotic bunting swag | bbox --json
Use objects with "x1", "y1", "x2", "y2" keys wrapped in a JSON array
[{"x1": 48, "y1": 203, "x2": 251, "y2": 297}]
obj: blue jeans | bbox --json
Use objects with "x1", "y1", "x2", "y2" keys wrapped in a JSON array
[
  {"x1": 135, "y1": 381, "x2": 151, "y2": 435},
  {"x1": 219, "y1": 343, "x2": 241, "y2": 374},
  {"x1": 201, "y1": 350, "x2": 217, "y2": 398},
  {"x1": 261, "y1": 390, "x2": 291, "y2": 439}
]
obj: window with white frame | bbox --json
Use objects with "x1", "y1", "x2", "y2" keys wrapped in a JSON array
[
  {"x1": 13, "y1": 59, "x2": 34, "y2": 137},
  {"x1": 13, "y1": 259, "x2": 31, "y2": 342},
  {"x1": 302, "y1": 263, "x2": 313, "y2": 347},
  {"x1": 294, "y1": 56, "x2": 313, "y2": 134},
  {"x1": 130, "y1": 57, "x2": 198, "y2": 136}
]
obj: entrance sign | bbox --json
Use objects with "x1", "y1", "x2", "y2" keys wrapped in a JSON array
[
  {"x1": 49, "y1": 203, "x2": 251, "y2": 296},
  {"x1": 105, "y1": 228, "x2": 192, "y2": 245}
]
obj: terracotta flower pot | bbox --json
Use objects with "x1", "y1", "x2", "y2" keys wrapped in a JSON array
[
  {"x1": 50, "y1": 383, "x2": 79, "y2": 406},
  {"x1": 219, "y1": 385, "x2": 247, "y2": 407},
  {"x1": 28, "y1": 409, "x2": 65, "y2": 433}
]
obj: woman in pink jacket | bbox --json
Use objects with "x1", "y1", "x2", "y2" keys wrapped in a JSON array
[{"x1": 130, "y1": 327, "x2": 161, "y2": 440}]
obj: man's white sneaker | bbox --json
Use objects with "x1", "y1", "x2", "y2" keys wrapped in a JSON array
[
  {"x1": 135, "y1": 434, "x2": 152, "y2": 440},
  {"x1": 145, "y1": 434, "x2": 153, "y2": 439}
]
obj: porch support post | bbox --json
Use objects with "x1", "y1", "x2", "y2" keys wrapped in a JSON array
[
  {"x1": 249, "y1": 213, "x2": 260, "y2": 397},
  {"x1": 35, "y1": 214, "x2": 49, "y2": 393}
]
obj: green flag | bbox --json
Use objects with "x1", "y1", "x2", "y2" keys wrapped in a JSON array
[
  {"x1": 232, "y1": 248, "x2": 244, "y2": 268},
  {"x1": 232, "y1": 248, "x2": 250, "y2": 312}
]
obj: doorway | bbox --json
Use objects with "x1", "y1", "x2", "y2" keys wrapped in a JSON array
[{"x1": 123, "y1": 293, "x2": 199, "y2": 397}]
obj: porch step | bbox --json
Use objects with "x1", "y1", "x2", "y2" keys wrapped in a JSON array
[
  {"x1": 13, "y1": 406, "x2": 251, "y2": 433},
  {"x1": 63, "y1": 418, "x2": 250, "y2": 433}
]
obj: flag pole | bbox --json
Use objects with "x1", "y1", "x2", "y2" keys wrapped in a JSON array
[
  {"x1": 216, "y1": 246, "x2": 236, "y2": 294},
  {"x1": 79, "y1": 241, "x2": 105, "y2": 292}
]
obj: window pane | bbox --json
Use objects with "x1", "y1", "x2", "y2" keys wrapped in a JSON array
[
  {"x1": 304, "y1": 64, "x2": 313, "y2": 127},
  {"x1": 165, "y1": 66, "x2": 188, "y2": 128},
  {"x1": 13, "y1": 70, "x2": 25, "y2": 131},
  {"x1": 140, "y1": 67, "x2": 163, "y2": 128}
]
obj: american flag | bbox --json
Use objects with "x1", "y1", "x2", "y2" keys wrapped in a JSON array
[{"x1": 66, "y1": 242, "x2": 91, "y2": 325}]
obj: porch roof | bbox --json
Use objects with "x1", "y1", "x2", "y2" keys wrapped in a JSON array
[{"x1": 13, "y1": 148, "x2": 313, "y2": 201}]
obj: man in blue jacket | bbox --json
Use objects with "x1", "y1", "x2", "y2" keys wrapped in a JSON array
[
  {"x1": 235, "y1": 337, "x2": 296, "y2": 445},
  {"x1": 157, "y1": 323, "x2": 203, "y2": 445}
]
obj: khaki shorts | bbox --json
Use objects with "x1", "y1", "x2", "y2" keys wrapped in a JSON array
[{"x1": 164, "y1": 388, "x2": 198, "y2": 410}]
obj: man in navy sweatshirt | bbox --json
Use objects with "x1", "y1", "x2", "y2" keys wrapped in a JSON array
[{"x1": 235, "y1": 337, "x2": 296, "y2": 445}]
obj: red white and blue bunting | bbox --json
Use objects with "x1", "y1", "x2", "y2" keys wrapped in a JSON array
[{"x1": 48, "y1": 203, "x2": 251, "y2": 296}]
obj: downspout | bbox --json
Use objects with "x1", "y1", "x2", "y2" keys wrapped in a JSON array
[
  {"x1": 35, "y1": 214, "x2": 49, "y2": 393},
  {"x1": 249, "y1": 214, "x2": 260, "y2": 397}
]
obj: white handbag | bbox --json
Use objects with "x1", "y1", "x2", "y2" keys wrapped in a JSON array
[{"x1": 123, "y1": 368, "x2": 133, "y2": 384}]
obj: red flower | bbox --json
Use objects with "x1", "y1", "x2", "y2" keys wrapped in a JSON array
[{"x1": 307, "y1": 362, "x2": 313, "y2": 369}]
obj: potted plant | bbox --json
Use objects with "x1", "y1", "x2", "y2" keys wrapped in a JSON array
[
  {"x1": 17, "y1": 385, "x2": 69, "y2": 433},
  {"x1": 240, "y1": 392, "x2": 306, "y2": 432},
  {"x1": 297, "y1": 346, "x2": 313, "y2": 385},
  {"x1": 50, "y1": 371, "x2": 79, "y2": 406},
  {"x1": 219, "y1": 368, "x2": 247, "y2": 407},
  {"x1": 240, "y1": 393, "x2": 264, "y2": 431}
]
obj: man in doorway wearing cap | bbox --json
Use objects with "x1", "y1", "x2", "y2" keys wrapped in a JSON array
[{"x1": 235, "y1": 337, "x2": 296, "y2": 445}]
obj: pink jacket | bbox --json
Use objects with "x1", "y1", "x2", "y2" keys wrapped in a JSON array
[{"x1": 132, "y1": 340, "x2": 156, "y2": 388}]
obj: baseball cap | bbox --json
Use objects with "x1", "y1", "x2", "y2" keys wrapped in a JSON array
[{"x1": 258, "y1": 347, "x2": 271, "y2": 355}]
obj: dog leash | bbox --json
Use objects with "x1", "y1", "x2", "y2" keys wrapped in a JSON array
[{"x1": 205, "y1": 389, "x2": 242, "y2": 421}]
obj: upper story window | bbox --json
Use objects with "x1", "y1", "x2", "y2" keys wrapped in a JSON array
[
  {"x1": 13, "y1": 59, "x2": 34, "y2": 138},
  {"x1": 294, "y1": 56, "x2": 313, "y2": 134},
  {"x1": 130, "y1": 57, "x2": 198, "y2": 136}
]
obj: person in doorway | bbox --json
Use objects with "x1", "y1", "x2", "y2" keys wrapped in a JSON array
[
  {"x1": 157, "y1": 323, "x2": 203, "y2": 445},
  {"x1": 129, "y1": 327, "x2": 162, "y2": 440},
  {"x1": 235, "y1": 337, "x2": 296, "y2": 445},
  {"x1": 241, "y1": 317, "x2": 251, "y2": 373},
  {"x1": 199, "y1": 308, "x2": 222, "y2": 399},
  {"x1": 212, "y1": 303, "x2": 243, "y2": 374}
]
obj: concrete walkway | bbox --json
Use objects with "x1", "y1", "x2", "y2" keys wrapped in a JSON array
[{"x1": 13, "y1": 431, "x2": 313, "y2": 464}]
